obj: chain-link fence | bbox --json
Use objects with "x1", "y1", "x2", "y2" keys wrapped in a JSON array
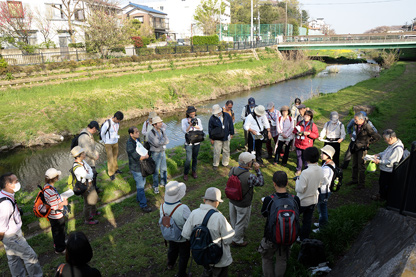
[{"x1": 217, "y1": 23, "x2": 293, "y2": 42}]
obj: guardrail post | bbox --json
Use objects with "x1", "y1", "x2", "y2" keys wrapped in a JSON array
[
  {"x1": 206, "y1": 44, "x2": 209, "y2": 52},
  {"x1": 76, "y1": 49, "x2": 79, "y2": 61},
  {"x1": 41, "y1": 52, "x2": 44, "y2": 64}
]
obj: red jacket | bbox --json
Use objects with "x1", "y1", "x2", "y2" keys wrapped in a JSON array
[{"x1": 293, "y1": 120, "x2": 319, "y2": 149}]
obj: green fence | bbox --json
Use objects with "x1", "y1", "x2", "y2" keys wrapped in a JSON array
[{"x1": 217, "y1": 23, "x2": 293, "y2": 42}]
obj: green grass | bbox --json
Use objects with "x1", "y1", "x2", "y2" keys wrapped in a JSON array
[{"x1": 1, "y1": 61, "x2": 416, "y2": 276}]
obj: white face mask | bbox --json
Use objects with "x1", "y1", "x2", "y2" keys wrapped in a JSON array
[{"x1": 12, "y1": 182, "x2": 21, "y2": 192}]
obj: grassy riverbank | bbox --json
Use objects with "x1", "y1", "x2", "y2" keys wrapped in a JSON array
[
  {"x1": 1, "y1": 61, "x2": 415, "y2": 276},
  {"x1": 0, "y1": 53, "x2": 325, "y2": 147}
]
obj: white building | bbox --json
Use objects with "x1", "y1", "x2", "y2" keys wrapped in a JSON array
[
  {"x1": 127, "y1": 0, "x2": 231, "y2": 39},
  {"x1": 308, "y1": 18, "x2": 326, "y2": 31}
]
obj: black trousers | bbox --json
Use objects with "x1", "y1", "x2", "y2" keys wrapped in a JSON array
[
  {"x1": 248, "y1": 134, "x2": 263, "y2": 164},
  {"x1": 379, "y1": 170, "x2": 394, "y2": 200},
  {"x1": 91, "y1": 166, "x2": 98, "y2": 189},
  {"x1": 50, "y1": 217, "x2": 66, "y2": 252},
  {"x1": 168, "y1": 240, "x2": 190, "y2": 277},
  {"x1": 274, "y1": 140, "x2": 292, "y2": 164},
  {"x1": 342, "y1": 141, "x2": 353, "y2": 169}
]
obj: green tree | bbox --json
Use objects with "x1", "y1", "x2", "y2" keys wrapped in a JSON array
[{"x1": 194, "y1": 0, "x2": 226, "y2": 35}]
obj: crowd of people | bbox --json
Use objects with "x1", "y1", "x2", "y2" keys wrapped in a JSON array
[{"x1": 0, "y1": 95, "x2": 407, "y2": 277}]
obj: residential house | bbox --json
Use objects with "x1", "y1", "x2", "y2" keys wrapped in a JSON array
[{"x1": 121, "y1": 2, "x2": 168, "y2": 39}]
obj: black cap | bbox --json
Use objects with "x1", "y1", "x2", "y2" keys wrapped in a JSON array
[
  {"x1": 248, "y1": 97, "x2": 256, "y2": 107},
  {"x1": 89, "y1": 121, "x2": 100, "y2": 131},
  {"x1": 186, "y1": 106, "x2": 197, "y2": 114}
]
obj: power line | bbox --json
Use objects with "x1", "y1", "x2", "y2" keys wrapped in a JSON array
[{"x1": 302, "y1": 0, "x2": 402, "y2": 5}]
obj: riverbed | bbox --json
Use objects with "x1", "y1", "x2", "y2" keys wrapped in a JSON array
[{"x1": 0, "y1": 63, "x2": 380, "y2": 190}]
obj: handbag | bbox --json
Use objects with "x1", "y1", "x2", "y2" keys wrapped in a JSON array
[
  {"x1": 73, "y1": 181, "x2": 88, "y2": 196},
  {"x1": 140, "y1": 157, "x2": 156, "y2": 177},
  {"x1": 254, "y1": 116, "x2": 269, "y2": 142},
  {"x1": 210, "y1": 126, "x2": 226, "y2": 140},
  {"x1": 186, "y1": 130, "x2": 205, "y2": 144}
]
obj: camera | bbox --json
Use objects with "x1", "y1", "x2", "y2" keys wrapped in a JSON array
[
  {"x1": 297, "y1": 132, "x2": 304, "y2": 136},
  {"x1": 191, "y1": 118, "x2": 198, "y2": 126}
]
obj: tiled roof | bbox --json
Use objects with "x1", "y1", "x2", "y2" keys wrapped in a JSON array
[{"x1": 124, "y1": 2, "x2": 167, "y2": 15}]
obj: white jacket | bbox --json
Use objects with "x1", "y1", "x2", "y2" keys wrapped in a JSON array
[
  {"x1": 378, "y1": 139, "x2": 404, "y2": 172},
  {"x1": 296, "y1": 163, "x2": 324, "y2": 206}
]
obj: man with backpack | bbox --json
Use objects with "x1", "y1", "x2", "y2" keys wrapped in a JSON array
[
  {"x1": 181, "y1": 187, "x2": 235, "y2": 277},
  {"x1": 259, "y1": 171, "x2": 300, "y2": 277},
  {"x1": 78, "y1": 121, "x2": 100, "y2": 192},
  {"x1": 228, "y1": 152, "x2": 264, "y2": 247},
  {"x1": 0, "y1": 173, "x2": 43, "y2": 277},
  {"x1": 101, "y1": 111, "x2": 124, "y2": 181},
  {"x1": 159, "y1": 181, "x2": 191, "y2": 277},
  {"x1": 295, "y1": 147, "x2": 323, "y2": 241},
  {"x1": 241, "y1": 97, "x2": 257, "y2": 150}
]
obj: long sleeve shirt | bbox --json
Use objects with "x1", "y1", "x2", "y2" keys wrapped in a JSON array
[
  {"x1": 78, "y1": 129, "x2": 98, "y2": 167},
  {"x1": 241, "y1": 105, "x2": 255, "y2": 121},
  {"x1": 0, "y1": 190, "x2": 21, "y2": 236},
  {"x1": 277, "y1": 116, "x2": 294, "y2": 141},
  {"x1": 243, "y1": 114, "x2": 271, "y2": 137},
  {"x1": 181, "y1": 204, "x2": 235, "y2": 268},
  {"x1": 266, "y1": 109, "x2": 280, "y2": 137},
  {"x1": 100, "y1": 119, "x2": 119, "y2": 145},
  {"x1": 160, "y1": 202, "x2": 191, "y2": 242},
  {"x1": 73, "y1": 161, "x2": 94, "y2": 183},
  {"x1": 377, "y1": 139, "x2": 404, "y2": 172},
  {"x1": 44, "y1": 185, "x2": 64, "y2": 219},
  {"x1": 321, "y1": 161, "x2": 335, "y2": 194},
  {"x1": 148, "y1": 128, "x2": 169, "y2": 152},
  {"x1": 295, "y1": 163, "x2": 323, "y2": 207},
  {"x1": 181, "y1": 118, "x2": 203, "y2": 145},
  {"x1": 319, "y1": 121, "x2": 346, "y2": 140}
]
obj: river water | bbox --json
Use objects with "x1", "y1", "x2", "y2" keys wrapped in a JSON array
[{"x1": 0, "y1": 63, "x2": 379, "y2": 191}]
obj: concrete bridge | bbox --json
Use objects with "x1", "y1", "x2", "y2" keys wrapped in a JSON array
[{"x1": 277, "y1": 32, "x2": 416, "y2": 50}]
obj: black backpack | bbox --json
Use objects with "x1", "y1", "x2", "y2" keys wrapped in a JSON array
[
  {"x1": 70, "y1": 132, "x2": 88, "y2": 150},
  {"x1": 326, "y1": 164, "x2": 343, "y2": 192},
  {"x1": 190, "y1": 209, "x2": 223, "y2": 266},
  {"x1": 99, "y1": 119, "x2": 111, "y2": 141}
]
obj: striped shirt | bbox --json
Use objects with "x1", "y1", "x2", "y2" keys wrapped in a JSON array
[{"x1": 43, "y1": 185, "x2": 63, "y2": 219}]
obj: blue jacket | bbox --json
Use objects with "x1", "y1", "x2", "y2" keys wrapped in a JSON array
[{"x1": 208, "y1": 112, "x2": 234, "y2": 141}]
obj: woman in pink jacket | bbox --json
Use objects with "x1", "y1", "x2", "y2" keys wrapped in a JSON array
[{"x1": 293, "y1": 110, "x2": 319, "y2": 175}]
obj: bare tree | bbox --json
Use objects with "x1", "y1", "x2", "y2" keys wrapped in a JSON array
[
  {"x1": 52, "y1": 0, "x2": 83, "y2": 43},
  {"x1": 0, "y1": 1, "x2": 34, "y2": 47},
  {"x1": 33, "y1": 6, "x2": 55, "y2": 43}
]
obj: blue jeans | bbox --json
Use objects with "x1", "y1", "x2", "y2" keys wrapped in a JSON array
[
  {"x1": 184, "y1": 144, "x2": 200, "y2": 175},
  {"x1": 317, "y1": 192, "x2": 331, "y2": 227},
  {"x1": 151, "y1": 151, "x2": 167, "y2": 188},
  {"x1": 299, "y1": 204, "x2": 315, "y2": 241},
  {"x1": 131, "y1": 170, "x2": 147, "y2": 208}
]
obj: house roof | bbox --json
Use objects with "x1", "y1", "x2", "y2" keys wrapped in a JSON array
[{"x1": 123, "y1": 2, "x2": 167, "y2": 16}]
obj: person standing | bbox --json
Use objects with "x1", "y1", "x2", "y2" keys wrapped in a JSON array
[
  {"x1": 265, "y1": 102, "x2": 281, "y2": 159},
  {"x1": 346, "y1": 112, "x2": 381, "y2": 189},
  {"x1": 228, "y1": 152, "x2": 264, "y2": 247},
  {"x1": 274, "y1": 106, "x2": 294, "y2": 165},
  {"x1": 373, "y1": 129, "x2": 404, "y2": 200},
  {"x1": 126, "y1": 127, "x2": 152, "y2": 213},
  {"x1": 148, "y1": 116, "x2": 169, "y2": 194},
  {"x1": 0, "y1": 173, "x2": 43, "y2": 277},
  {"x1": 208, "y1": 104, "x2": 234, "y2": 170},
  {"x1": 293, "y1": 110, "x2": 319, "y2": 176},
  {"x1": 160, "y1": 181, "x2": 191, "y2": 277},
  {"x1": 44, "y1": 168, "x2": 68, "y2": 254},
  {"x1": 182, "y1": 106, "x2": 203, "y2": 181},
  {"x1": 244, "y1": 105, "x2": 271, "y2": 165},
  {"x1": 71, "y1": 146, "x2": 100, "y2": 225},
  {"x1": 101, "y1": 111, "x2": 124, "y2": 181},
  {"x1": 259, "y1": 171, "x2": 300, "y2": 277},
  {"x1": 223, "y1": 100, "x2": 235, "y2": 123},
  {"x1": 78, "y1": 121, "x2": 100, "y2": 192},
  {"x1": 142, "y1": 111, "x2": 157, "y2": 140},
  {"x1": 295, "y1": 147, "x2": 323, "y2": 241},
  {"x1": 290, "y1": 98, "x2": 302, "y2": 124},
  {"x1": 295, "y1": 104, "x2": 306, "y2": 124},
  {"x1": 241, "y1": 97, "x2": 257, "y2": 150},
  {"x1": 319, "y1": 112, "x2": 346, "y2": 167},
  {"x1": 181, "y1": 187, "x2": 235, "y2": 277}
]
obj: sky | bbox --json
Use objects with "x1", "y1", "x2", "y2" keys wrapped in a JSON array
[{"x1": 298, "y1": 0, "x2": 416, "y2": 34}]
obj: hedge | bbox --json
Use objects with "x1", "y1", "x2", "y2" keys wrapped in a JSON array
[
  {"x1": 155, "y1": 46, "x2": 175, "y2": 55},
  {"x1": 136, "y1": 48, "x2": 154, "y2": 56},
  {"x1": 192, "y1": 35, "x2": 219, "y2": 45}
]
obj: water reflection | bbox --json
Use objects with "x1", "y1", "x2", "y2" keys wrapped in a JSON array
[{"x1": 0, "y1": 63, "x2": 379, "y2": 191}]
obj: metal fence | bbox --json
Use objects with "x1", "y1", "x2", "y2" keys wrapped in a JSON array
[
  {"x1": 1, "y1": 40, "x2": 278, "y2": 66},
  {"x1": 387, "y1": 141, "x2": 416, "y2": 217},
  {"x1": 217, "y1": 23, "x2": 292, "y2": 42}
]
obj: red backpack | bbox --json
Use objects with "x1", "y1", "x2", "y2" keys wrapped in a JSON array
[{"x1": 225, "y1": 170, "x2": 249, "y2": 201}]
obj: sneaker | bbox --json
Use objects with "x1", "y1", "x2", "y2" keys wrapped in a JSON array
[
  {"x1": 183, "y1": 174, "x2": 188, "y2": 181},
  {"x1": 141, "y1": 206, "x2": 152, "y2": 213},
  {"x1": 84, "y1": 219, "x2": 99, "y2": 225},
  {"x1": 314, "y1": 223, "x2": 319, "y2": 227},
  {"x1": 115, "y1": 170, "x2": 123, "y2": 174},
  {"x1": 154, "y1": 187, "x2": 159, "y2": 194},
  {"x1": 55, "y1": 249, "x2": 66, "y2": 255},
  {"x1": 313, "y1": 228, "x2": 320, "y2": 233},
  {"x1": 110, "y1": 175, "x2": 115, "y2": 181}
]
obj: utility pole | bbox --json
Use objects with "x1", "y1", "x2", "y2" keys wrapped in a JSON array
[
  {"x1": 251, "y1": 0, "x2": 253, "y2": 42},
  {"x1": 258, "y1": 9, "x2": 260, "y2": 39},
  {"x1": 285, "y1": 1, "x2": 288, "y2": 36},
  {"x1": 220, "y1": 0, "x2": 222, "y2": 41}
]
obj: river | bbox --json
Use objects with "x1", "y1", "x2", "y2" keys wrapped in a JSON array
[{"x1": 0, "y1": 63, "x2": 379, "y2": 191}]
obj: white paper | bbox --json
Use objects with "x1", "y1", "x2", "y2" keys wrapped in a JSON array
[
  {"x1": 320, "y1": 139, "x2": 332, "y2": 143},
  {"x1": 61, "y1": 189, "x2": 74, "y2": 199},
  {"x1": 136, "y1": 141, "x2": 148, "y2": 156},
  {"x1": 364, "y1": 155, "x2": 377, "y2": 162},
  {"x1": 295, "y1": 125, "x2": 301, "y2": 132}
]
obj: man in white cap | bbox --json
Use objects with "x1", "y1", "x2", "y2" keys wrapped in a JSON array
[
  {"x1": 228, "y1": 152, "x2": 264, "y2": 247},
  {"x1": 243, "y1": 105, "x2": 271, "y2": 165},
  {"x1": 208, "y1": 104, "x2": 235, "y2": 170},
  {"x1": 148, "y1": 116, "x2": 169, "y2": 194},
  {"x1": 182, "y1": 187, "x2": 235, "y2": 276},
  {"x1": 265, "y1": 102, "x2": 280, "y2": 159},
  {"x1": 0, "y1": 173, "x2": 43, "y2": 277},
  {"x1": 160, "y1": 181, "x2": 191, "y2": 277},
  {"x1": 319, "y1": 111, "x2": 346, "y2": 167}
]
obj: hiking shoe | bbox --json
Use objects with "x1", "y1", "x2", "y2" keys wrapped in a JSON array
[
  {"x1": 166, "y1": 264, "x2": 174, "y2": 270},
  {"x1": 55, "y1": 249, "x2": 66, "y2": 255},
  {"x1": 110, "y1": 175, "x2": 115, "y2": 181},
  {"x1": 183, "y1": 174, "x2": 188, "y2": 181},
  {"x1": 314, "y1": 223, "x2": 319, "y2": 227},
  {"x1": 154, "y1": 187, "x2": 159, "y2": 194},
  {"x1": 192, "y1": 172, "x2": 198, "y2": 179},
  {"x1": 85, "y1": 219, "x2": 99, "y2": 225},
  {"x1": 141, "y1": 206, "x2": 152, "y2": 213},
  {"x1": 115, "y1": 170, "x2": 123, "y2": 174},
  {"x1": 231, "y1": 241, "x2": 248, "y2": 247}
]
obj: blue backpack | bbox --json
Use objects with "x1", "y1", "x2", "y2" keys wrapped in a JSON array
[
  {"x1": 189, "y1": 209, "x2": 223, "y2": 266},
  {"x1": 159, "y1": 203, "x2": 183, "y2": 241}
]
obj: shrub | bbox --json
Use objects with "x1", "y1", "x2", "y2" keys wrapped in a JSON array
[
  {"x1": 68, "y1": 42, "x2": 85, "y2": 49},
  {"x1": 135, "y1": 48, "x2": 154, "y2": 56},
  {"x1": 40, "y1": 40, "x2": 57, "y2": 49},
  {"x1": 142, "y1": 37, "x2": 151, "y2": 46},
  {"x1": 110, "y1": 47, "x2": 126, "y2": 54},
  {"x1": 192, "y1": 35, "x2": 219, "y2": 45},
  {"x1": 155, "y1": 46, "x2": 174, "y2": 55},
  {"x1": 176, "y1": 46, "x2": 191, "y2": 54},
  {"x1": 0, "y1": 58, "x2": 8, "y2": 68},
  {"x1": 131, "y1": 36, "x2": 144, "y2": 48}
]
